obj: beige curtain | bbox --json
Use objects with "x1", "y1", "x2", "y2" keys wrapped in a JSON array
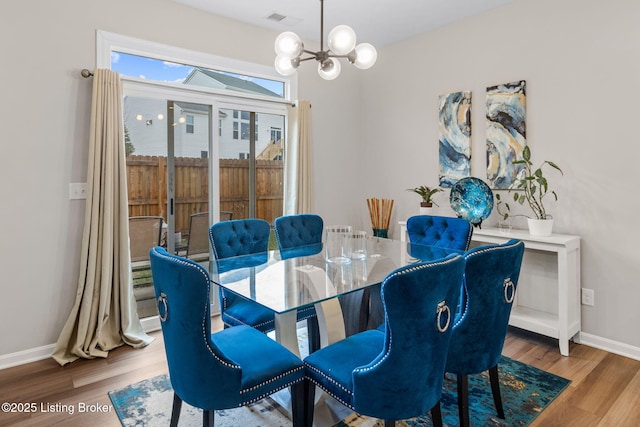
[
  {"x1": 53, "y1": 69, "x2": 153, "y2": 366},
  {"x1": 284, "y1": 100, "x2": 313, "y2": 214}
]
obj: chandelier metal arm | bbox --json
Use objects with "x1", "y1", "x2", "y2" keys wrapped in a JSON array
[
  {"x1": 300, "y1": 49, "x2": 354, "y2": 63},
  {"x1": 320, "y1": 0, "x2": 325, "y2": 52},
  {"x1": 299, "y1": 55, "x2": 318, "y2": 63}
]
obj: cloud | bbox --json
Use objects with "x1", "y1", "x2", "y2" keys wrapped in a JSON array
[
  {"x1": 111, "y1": 52, "x2": 120, "y2": 63},
  {"x1": 163, "y1": 61, "x2": 185, "y2": 68}
]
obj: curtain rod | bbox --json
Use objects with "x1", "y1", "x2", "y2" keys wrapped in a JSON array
[{"x1": 81, "y1": 68, "x2": 302, "y2": 107}]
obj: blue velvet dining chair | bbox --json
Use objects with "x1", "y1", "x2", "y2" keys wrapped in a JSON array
[
  {"x1": 209, "y1": 219, "x2": 275, "y2": 332},
  {"x1": 364, "y1": 214, "x2": 474, "y2": 331},
  {"x1": 445, "y1": 239, "x2": 525, "y2": 427},
  {"x1": 364, "y1": 213, "x2": 475, "y2": 330},
  {"x1": 274, "y1": 213, "x2": 324, "y2": 260},
  {"x1": 209, "y1": 218, "x2": 320, "y2": 353},
  {"x1": 148, "y1": 246, "x2": 305, "y2": 427},
  {"x1": 273, "y1": 214, "x2": 323, "y2": 351},
  {"x1": 406, "y1": 214, "x2": 474, "y2": 251},
  {"x1": 303, "y1": 254, "x2": 466, "y2": 427}
]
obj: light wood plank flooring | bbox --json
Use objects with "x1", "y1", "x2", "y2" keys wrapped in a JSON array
[{"x1": 1, "y1": 319, "x2": 639, "y2": 426}]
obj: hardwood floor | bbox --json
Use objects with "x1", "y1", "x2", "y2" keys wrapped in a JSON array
[{"x1": 1, "y1": 319, "x2": 639, "y2": 426}]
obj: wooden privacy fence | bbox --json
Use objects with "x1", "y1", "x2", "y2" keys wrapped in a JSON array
[{"x1": 126, "y1": 155, "x2": 284, "y2": 234}]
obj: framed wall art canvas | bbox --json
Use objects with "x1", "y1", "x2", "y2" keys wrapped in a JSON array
[
  {"x1": 486, "y1": 80, "x2": 526, "y2": 189},
  {"x1": 439, "y1": 91, "x2": 472, "y2": 188}
]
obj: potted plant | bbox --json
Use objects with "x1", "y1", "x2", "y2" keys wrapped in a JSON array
[
  {"x1": 407, "y1": 185, "x2": 443, "y2": 214},
  {"x1": 495, "y1": 145, "x2": 563, "y2": 236}
]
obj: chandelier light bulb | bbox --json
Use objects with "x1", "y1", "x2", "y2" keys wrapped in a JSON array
[
  {"x1": 318, "y1": 58, "x2": 341, "y2": 80},
  {"x1": 352, "y1": 43, "x2": 378, "y2": 70},
  {"x1": 328, "y1": 25, "x2": 356, "y2": 55},
  {"x1": 275, "y1": 55, "x2": 299, "y2": 76},
  {"x1": 274, "y1": 31, "x2": 303, "y2": 59}
]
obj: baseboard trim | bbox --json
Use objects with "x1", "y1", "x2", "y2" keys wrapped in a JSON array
[
  {"x1": 141, "y1": 315, "x2": 161, "y2": 333},
  {"x1": 0, "y1": 343, "x2": 56, "y2": 371},
  {"x1": 578, "y1": 332, "x2": 640, "y2": 361}
]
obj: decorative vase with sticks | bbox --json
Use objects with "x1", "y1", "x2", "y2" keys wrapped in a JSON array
[{"x1": 367, "y1": 198, "x2": 394, "y2": 238}]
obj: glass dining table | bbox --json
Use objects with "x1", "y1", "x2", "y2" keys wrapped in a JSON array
[{"x1": 210, "y1": 236, "x2": 463, "y2": 357}]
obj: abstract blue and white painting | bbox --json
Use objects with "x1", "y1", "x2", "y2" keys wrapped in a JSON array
[
  {"x1": 486, "y1": 80, "x2": 526, "y2": 189},
  {"x1": 439, "y1": 91, "x2": 471, "y2": 188}
]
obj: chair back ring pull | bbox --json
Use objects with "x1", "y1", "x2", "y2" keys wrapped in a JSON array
[
  {"x1": 503, "y1": 278, "x2": 515, "y2": 303},
  {"x1": 436, "y1": 301, "x2": 451, "y2": 332},
  {"x1": 157, "y1": 293, "x2": 169, "y2": 322}
]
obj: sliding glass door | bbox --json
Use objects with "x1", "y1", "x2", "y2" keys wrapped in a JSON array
[
  {"x1": 124, "y1": 94, "x2": 213, "y2": 318},
  {"x1": 123, "y1": 91, "x2": 288, "y2": 320}
]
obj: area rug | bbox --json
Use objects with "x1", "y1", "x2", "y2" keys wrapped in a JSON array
[{"x1": 108, "y1": 355, "x2": 569, "y2": 426}]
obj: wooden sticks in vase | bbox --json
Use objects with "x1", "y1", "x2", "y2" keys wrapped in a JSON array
[{"x1": 366, "y1": 198, "x2": 394, "y2": 230}]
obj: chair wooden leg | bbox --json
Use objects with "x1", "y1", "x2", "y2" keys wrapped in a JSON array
[
  {"x1": 383, "y1": 420, "x2": 395, "y2": 427},
  {"x1": 170, "y1": 393, "x2": 182, "y2": 427},
  {"x1": 489, "y1": 365, "x2": 505, "y2": 419},
  {"x1": 431, "y1": 400, "x2": 443, "y2": 427},
  {"x1": 202, "y1": 410, "x2": 214, "y2": 427},
  {"x1": 457, "y1": 374, "x2": 470, "y2": 427},
  {"x1": 302, "y1": 378, "x2": 316, "y2": 427},
  {"x1": 306, "y1": 316, "x2": 321, "y2": 353},
  {"x1": 291, "y1": 381, "x2": 306, "y2": 427}
]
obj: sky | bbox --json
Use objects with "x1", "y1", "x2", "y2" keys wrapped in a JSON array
[{"x1": 111, "y1": 52, "x2": 285, "y2": 97}]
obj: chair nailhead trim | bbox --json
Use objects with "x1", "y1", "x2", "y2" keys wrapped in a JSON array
[
  {"x1": 240, "y1": 366, "x2": 304, "y2": 395},
  {"x1": 304, "y1": 365, "x2": 355, "y2": 410},
  {"x1": 237, "y1": 377, "x2": 303, "y2": 406}
]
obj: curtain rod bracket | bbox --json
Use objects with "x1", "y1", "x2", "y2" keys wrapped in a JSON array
[{"x1": 81, "y1": 69, "x2": 93, "y2": 78}]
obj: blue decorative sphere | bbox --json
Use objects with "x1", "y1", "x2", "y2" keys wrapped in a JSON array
[{"x1": 449, "y1": 177, "x2": 494, "y2": 225}]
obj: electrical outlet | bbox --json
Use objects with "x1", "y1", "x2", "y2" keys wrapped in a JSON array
[
  {"x1": 69, "y1": 182, "x2": 87, "y2": 200},
  {"x1": 581, "y1": 288, "x2": 595, "y2": 306}
]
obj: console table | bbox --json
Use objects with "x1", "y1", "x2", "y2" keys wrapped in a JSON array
[{"x1": 399, "y1": 222, "x2": 581, "y2": 356}]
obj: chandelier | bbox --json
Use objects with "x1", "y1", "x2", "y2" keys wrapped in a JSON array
[{"x1": 274, "y1": 0, "x2": 377, "y2": 80}]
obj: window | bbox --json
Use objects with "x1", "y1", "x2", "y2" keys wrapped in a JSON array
[
  {"x1": 186, "y1": 115, "x2": 194, "y2": 134},
  {"x1": 233, "y1": 109, "x2": 258, "y2": 140},
  {"x1": 271, "y1": 127, "x2": 282, "y2": 142},
  {"x1": 110, "y1": 52, "x2": 286, "y2": 99}
]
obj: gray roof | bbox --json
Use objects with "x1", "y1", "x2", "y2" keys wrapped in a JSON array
[{"x1": 185, "y1": 68, "x2": 280, "y2": 97}]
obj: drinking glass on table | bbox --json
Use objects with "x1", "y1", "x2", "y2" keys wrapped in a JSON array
[
  {"x1": 346, "y1": 230, "x2": 368, "y2": 260},
  {"x1": 325, "y1": 225, "x2": 352, "y2": 264}
]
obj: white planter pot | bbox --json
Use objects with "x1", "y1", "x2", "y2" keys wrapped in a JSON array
[
  {"x1": 527, "y1": 218, "x2": 554, "y2": 236},
  {"x1": 419, "y1": 206, "x2": 433, "y2": 215}
]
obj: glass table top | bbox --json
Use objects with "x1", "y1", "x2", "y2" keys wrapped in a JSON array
[{"x1": 211, "y1": 237, "x2": 463, "y2": 314}]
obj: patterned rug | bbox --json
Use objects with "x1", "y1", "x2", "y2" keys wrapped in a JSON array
[{"x1": 109, "y1": 355, "x2": 569, "y2": 426}]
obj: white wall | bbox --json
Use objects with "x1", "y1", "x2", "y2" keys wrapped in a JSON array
[
  {"x1": 358, "y1": 0, "x2": 640, "y2": 350},
  {"x1": 1, "y1": 0, "x2": 638, "y2": 362}
]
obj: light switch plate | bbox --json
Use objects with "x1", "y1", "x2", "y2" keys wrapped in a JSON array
[{"x1": 69, "y1": 183, "x2": 87, "y2": 200}]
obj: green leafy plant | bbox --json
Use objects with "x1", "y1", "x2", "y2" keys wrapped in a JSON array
[
  {"x1": 495, "y1": 145, "x2": 563, "y2": 220},
  {"x1": 407, "y1": 185, "x2": 443, "y2": 207}
]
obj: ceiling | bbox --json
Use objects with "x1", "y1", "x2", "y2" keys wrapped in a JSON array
[{"x1": 173, "y1": 0, "x2": 515, "y2": 48}]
